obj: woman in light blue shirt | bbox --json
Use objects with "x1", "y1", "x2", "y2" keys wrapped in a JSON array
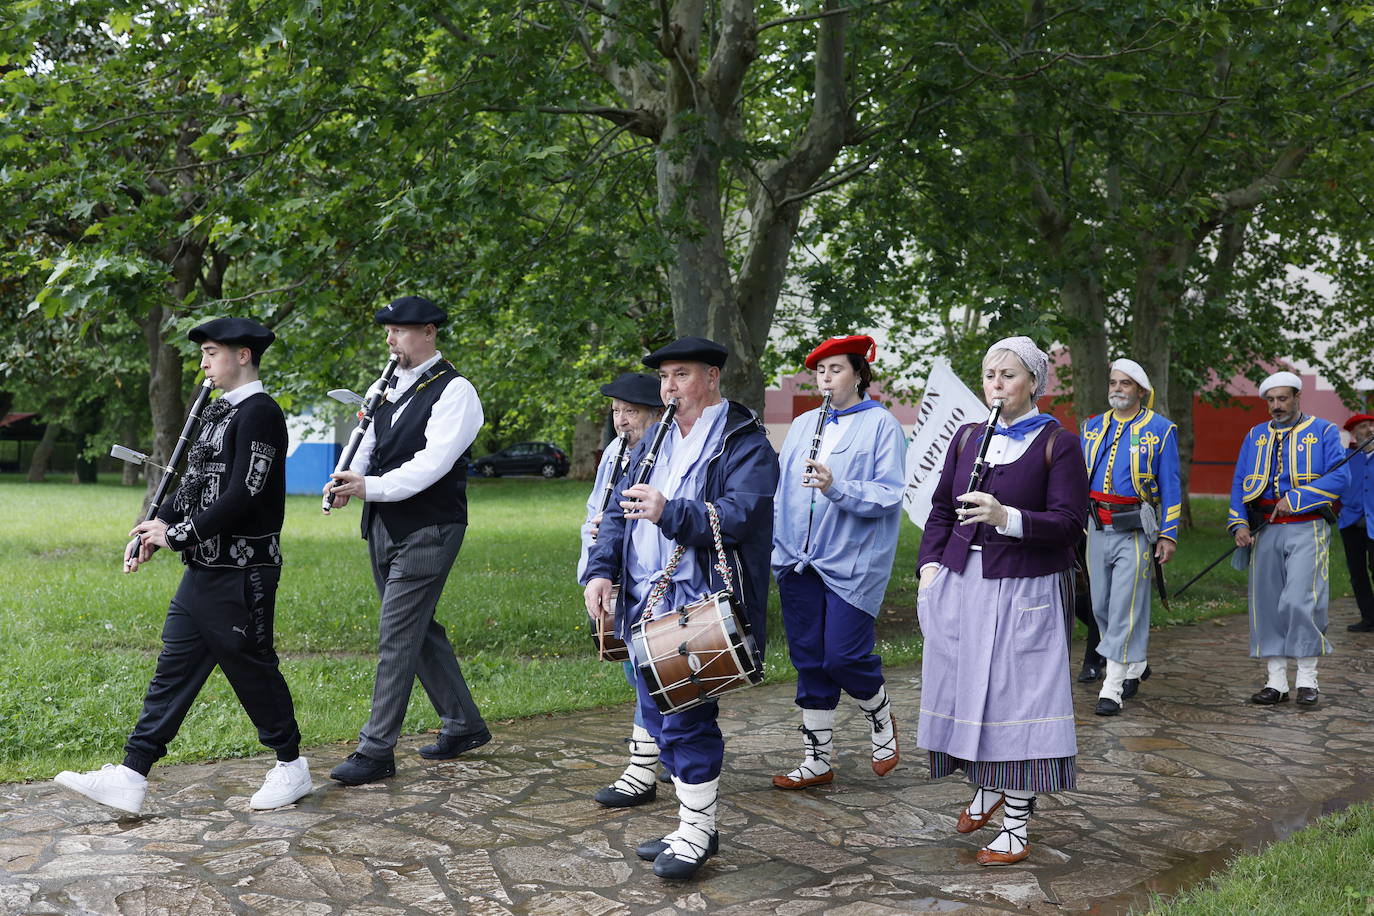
[{"x1": 771, "y1": 335, "x2": 908, "y2": 790}]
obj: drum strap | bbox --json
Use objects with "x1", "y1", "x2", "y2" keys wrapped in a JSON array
[{"x1": 643, "y1": 502, "x2": 733, "y2": 618}]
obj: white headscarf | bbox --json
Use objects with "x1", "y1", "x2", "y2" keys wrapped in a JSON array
[
  {"x1": 984, "y1": 336, "x2": 1050, "y2": 399},
  {"x1": 1258, "y1": 371, "x2": 1303, "y2": 397}
]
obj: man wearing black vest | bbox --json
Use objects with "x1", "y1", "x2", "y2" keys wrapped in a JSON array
[{"x1": 324, "y1": 296, "x2": 491, "y2": 785}]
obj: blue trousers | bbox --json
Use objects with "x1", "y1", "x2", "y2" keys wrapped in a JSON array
[
  {"x1": 777, "y1": 566, "x2": 884, "y2": 709},
  {"x1": 632, "y1": 646, "x2": 723, "y2": 783},
  {"x1": 622, "y1": 661, "x2": 645, "y2": 728}
]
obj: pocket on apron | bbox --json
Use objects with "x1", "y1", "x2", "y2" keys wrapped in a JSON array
[{"x1": 1014, "y1": 593, "x2": 1058, "y2": 655}]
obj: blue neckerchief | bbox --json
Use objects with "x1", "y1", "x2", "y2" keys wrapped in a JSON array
[
  {"x1": 993, "y1": 413, "x2": 1058, "y2": 440},
  {"x1": 826, "y1": 398, "x2": 882, "y2": 424}
]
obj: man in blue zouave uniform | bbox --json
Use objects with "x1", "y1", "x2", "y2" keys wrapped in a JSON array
[
  {"x1": 1229, "y1": 370, "x2": 1348, "y2": 707},
  {"x1": 584, "y1": 337, "x2": 778, "y2": 879},
  {"x1": 1079, "y1": 358, "x2": 1182, "y2": 716}
]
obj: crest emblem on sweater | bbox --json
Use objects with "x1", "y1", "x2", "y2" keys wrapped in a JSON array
[
  {"x1": 246, "y1": 441, "x2": 276, "y2": 495},
  {"x1": 229, "y1": 538, "x2": 255, "y2": 567}
]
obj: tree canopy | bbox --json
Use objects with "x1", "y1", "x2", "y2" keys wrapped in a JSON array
[{"x1": 3, "y1": 1, "x2": 1372, "y2": 493}]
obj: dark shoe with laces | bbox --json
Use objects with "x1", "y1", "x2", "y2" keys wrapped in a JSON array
[
  {"x1": 418, "y1": 727, "x2": 491, "y2": 760},
  {"x1": 1077, "y1": 662, "x2": 1103, "y2": 683},
  {"x1": 652, "y1": 832, "x2": 719, "y2": 879},
  {"x1": 329, "y1": 752, "x2": 396, "y2": 785},
  {"x1": 1095, "y1": 697, "x2": 1122, "y2": 716},
  {"x1": 1121, "y1": 665, "x2": 1152, "y2": 699},
  {"x1": 1294, "y1": 686, "x2": 1320, "y2": 706},
  {"x1": 1250, "y1": 687, "x2": 1289, "y2": 705}
]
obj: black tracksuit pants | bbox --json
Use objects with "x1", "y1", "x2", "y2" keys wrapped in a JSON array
[{"x1": 122, "y1": 565, "x2": 300, "y2": 774}]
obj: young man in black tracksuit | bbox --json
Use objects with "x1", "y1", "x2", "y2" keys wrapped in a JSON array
[{"x1": 55, "y1": 318, "x2": 310, "y2": 815}]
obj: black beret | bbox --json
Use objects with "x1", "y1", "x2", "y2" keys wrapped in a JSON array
[
  {"x1": 188, "y1": 317, "x2": 275, "y2": 355},
  {"x1": 642, "y1": 336, "x2": 728, "y2": 369},
  {"x1": 374, "y1": 295, "x2": 447, "y2": 327},
  {"x1": 599, "y1": 372, "x2": 665, "y2": 408}
]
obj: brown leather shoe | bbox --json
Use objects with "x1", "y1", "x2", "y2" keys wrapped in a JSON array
[
  {"x1": 871, "y1": 715, "x2": 900, "y2": 776},
  {"x1": 771, "y1": 769, "x2": 834, "y2": 790},
  {"x1": 1250, "y1": 687, "x2": 1289, "y2": 705},
  {"x1": 976, "y1": 844, "x2": 1031, "y2": 866},
  {"x1": 955, "y1": 794, "x2": 1004, "y2": 834}
]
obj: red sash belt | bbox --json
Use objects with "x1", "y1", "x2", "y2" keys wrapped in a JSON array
[
  {"x1": 1090, "y1": 491, "x2": 1140, "y2": 526},
  {"x1": 1252, "y1": 497, "x2": 1324, "y2": 525}
]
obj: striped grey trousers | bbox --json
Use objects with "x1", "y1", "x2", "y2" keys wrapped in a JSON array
[{"x1": 356, "y1": 517, "x2": 485, "y2": 758}]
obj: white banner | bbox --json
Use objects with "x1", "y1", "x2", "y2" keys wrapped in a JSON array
[{"x1": 902, "y1": 359, "x2": 988, "y2": 529}]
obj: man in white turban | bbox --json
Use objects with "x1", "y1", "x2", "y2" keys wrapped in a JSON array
[
  {"x1": 1228, "y1": 370, "x2": 1348, "y2": 707},
  {"x1": 1079, "y1": 358, "x2": 1182, "y2": 715}
]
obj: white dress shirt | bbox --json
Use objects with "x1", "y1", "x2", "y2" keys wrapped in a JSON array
[
  {"x1": 348, "y1": 351, "x2": 484, "y2": 502},
  {"x1": 221, "y1": 379, "x2": 265, "y2": 405}
]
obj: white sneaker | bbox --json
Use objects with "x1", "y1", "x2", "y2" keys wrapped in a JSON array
[
  {"x1": 250, "y1": 757, "x2": 312, "y2": 810},
  {"x1": 54, "y1": 764, "x2": 147, "y2": 815}
]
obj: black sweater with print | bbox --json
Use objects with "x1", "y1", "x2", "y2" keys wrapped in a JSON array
[{"x1": 156, "y1": 392, "x2": 287, "y2": 569}]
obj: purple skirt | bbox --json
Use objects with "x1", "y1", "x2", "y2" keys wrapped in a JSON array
[{"x1": 916, "y1": 550, "x2": 1077, "y2": 791}]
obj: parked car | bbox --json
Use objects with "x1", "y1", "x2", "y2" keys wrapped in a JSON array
[{"x1": 471, "y1": 441, "x2": 570, "y2": 478}]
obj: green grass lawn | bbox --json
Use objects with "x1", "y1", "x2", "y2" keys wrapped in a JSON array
[
  {"x1": 1148, "y1": 802, "x2": 1374, "y2": 915},
  {"x1": 0, "y1": 475, "x2": 928, "y2": 782}
]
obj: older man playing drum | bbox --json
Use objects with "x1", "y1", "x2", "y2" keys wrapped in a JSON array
[{"x1": 584, "y1": 336, "x2": 777, "y2": 879}]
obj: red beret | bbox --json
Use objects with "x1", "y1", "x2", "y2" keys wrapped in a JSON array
[
  {"x1": 1344, "y1": 413, "x2": 1374, "y2": 431},
  {"x1": 805, "y1": 335, "x2": 877, "y2": 370}
]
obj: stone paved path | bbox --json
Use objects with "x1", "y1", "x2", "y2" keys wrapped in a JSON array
[{"x1": 3, "y1": 601, "x2": 1373, "y2": 915}]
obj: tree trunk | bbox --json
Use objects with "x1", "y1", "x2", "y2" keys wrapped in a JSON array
[
  {"x1": 72, "y1": 433, "x2": 98, "y2": 484},
  {"x1": 26, "y1": 422, "x2": 60, "y2": 482},
  {"x1": 570, "y1": 409, "x2": 605, "y2": 481},
  {"x1": 120, "y1": 416, "x2": 144, "y2": 486},
  {"x1": 1059, "y1": 272, "x2": 1109, "y2": 425},
  {"x1": 139, "y1": 302, "x2": 187, "y2": 509}
]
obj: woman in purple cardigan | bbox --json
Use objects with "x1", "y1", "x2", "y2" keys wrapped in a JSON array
[{"x1": 916, "y1": 336, "x2": 1088, "y2": 867}]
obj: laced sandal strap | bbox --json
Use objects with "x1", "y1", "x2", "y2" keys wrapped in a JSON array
[
  {"x1": 861, "y1": 694, "x2": 892, "y2": 730},
  {"x1": 1002, "y1": 795, "x2": 1037, "y2": 818},
  {"x1": 784, "y1": 761, "x2": 828, "y2": 781},
  {"x1": 988, "y1": 826, "x2": 1028, "y2": 854}
]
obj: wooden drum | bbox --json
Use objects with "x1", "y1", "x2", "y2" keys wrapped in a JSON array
[
  {"x1": 590, "y1": 585, "x2": 629, "y2": 662},
  {"x1": 632, "y1": 591, "x2": 762, "y2": 715}
]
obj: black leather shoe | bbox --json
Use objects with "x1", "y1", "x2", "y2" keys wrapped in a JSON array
[
  {"x1": 651, "y1": 833, "x2": 720, "y2": 879},
  {"x1": 1347, "y1": 621, "x2": 1374, "y2": 632},
  {"x1": 1077, "y1": 663, "x2": 1103, "y2": 683},
  {"x1": 1122, "y1": 665, "x2": 1152, "y2": 699},
  {"x1": 1295, "y1": 687, "x2": 1320, "y2": 706},
  {"x1": 329, "y1": 752, "x2": 396, "y2": 785},
  {"x1": 594, "y1": 781, "x2": 657, "y2": 808},
  {"x1": 1094, "y1": 697, "x2": 1122, "y2": 716},
  {"x1": 418, "y1": 727, "x2": 491, "y2": 760},
  {"x1": 1250, "y1": 687, "x2": 1289, "y2": 705}
]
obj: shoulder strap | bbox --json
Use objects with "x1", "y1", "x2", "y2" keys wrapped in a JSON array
[
  {"x1": 1044, "y1": 426, "x2": 1064, "y2": 468},
  {"x1": 955, "y1": 423, "x2": 976, "y2": 460}
]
